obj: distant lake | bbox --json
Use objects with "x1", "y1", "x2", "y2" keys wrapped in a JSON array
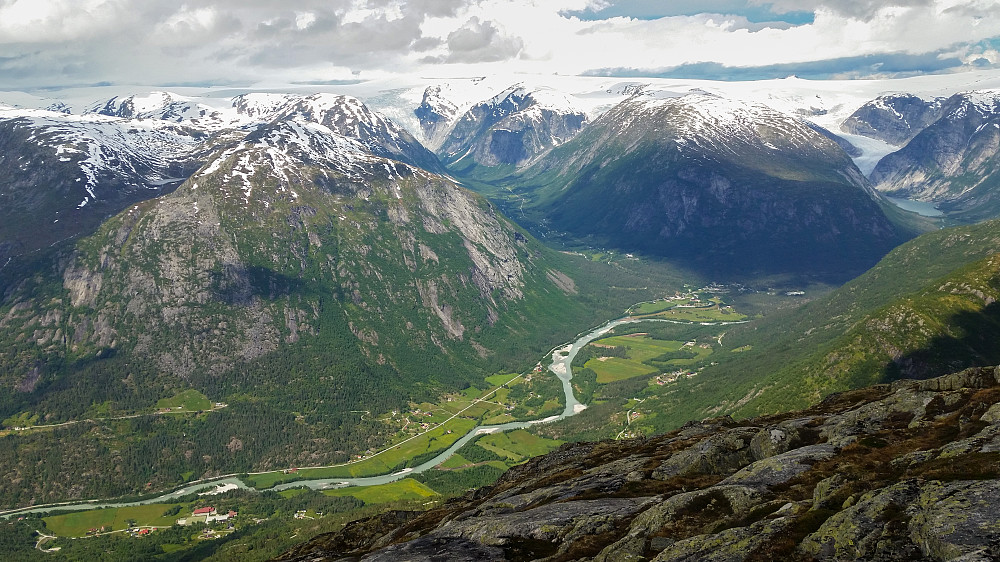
[{"x1": 887, "y1": 196, "x2": 944, "y2": 217}]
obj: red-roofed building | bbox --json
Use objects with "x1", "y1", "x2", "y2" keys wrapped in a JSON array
[{"x1": 193, "y1": 507, "x2": 216, "y2": 516}]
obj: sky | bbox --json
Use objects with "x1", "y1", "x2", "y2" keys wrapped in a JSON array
[{"x1": 1, "y1": 0, "x2": 999, "y2": 90}]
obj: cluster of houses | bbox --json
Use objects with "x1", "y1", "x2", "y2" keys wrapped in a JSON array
[
  {"x1": 655, "y1": 370, "x2": 696, "y2": 386},
  {"x1": 176, "y1": 506, "x2": 238, "y2": 526}
]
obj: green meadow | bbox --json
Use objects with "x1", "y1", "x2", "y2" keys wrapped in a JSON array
[
  {"x1": 155, "y1": 389, "x2": 212, "y2": 412},
  {"x1": 583, "y1": 335, "x2": 713, "y2": 383},
  {"x1": 474, "y1": 429, "x2": 563, "y2": 462},
  {"x1": 322, "y1": 478, "x2": 438, "y2": 505},
  {"x1": 44, "y1": 504, "x2": 183, "y2": 537}
]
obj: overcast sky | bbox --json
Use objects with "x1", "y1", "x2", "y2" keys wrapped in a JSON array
[{"x1": 1, "y1": 0, "x2": 999, "y2": 90}]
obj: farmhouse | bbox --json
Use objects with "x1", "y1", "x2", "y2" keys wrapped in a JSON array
[{"x1": 193, "y1": 506, "x2": 216, "y2": 516}]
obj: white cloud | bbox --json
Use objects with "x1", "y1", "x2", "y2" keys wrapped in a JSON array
[{"x1": 0, "y1": 0, "x2": 997, "y2": 89}]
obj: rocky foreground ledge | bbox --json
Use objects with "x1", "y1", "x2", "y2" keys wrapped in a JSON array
[{"x1": 277, "y1": 367, "x2": 1000, "y2": 561}]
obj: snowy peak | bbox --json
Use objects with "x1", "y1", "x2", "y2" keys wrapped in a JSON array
[
  {"x1": 466, "y1": 84, "x2": 583, "y2": 129},
  {"x1": 609, "y1": 92, "x2": 849, "y2": 168},
  {"x1": 842, "y1": 93, "x2": 945, "y2": 146},
  {"x1": 231, "y1": 93, "x2": 300, "y2": 120},
  {"x1": 438, "y1": 83, "x2": 588, "y2": 169},
  {"x1": 274, "y1": 94, "x2": 401, "y2": 142},
  {"x1": 868, "y1": 89, "x2": 1000, "y2": 218},
  {"x1": 414, "y1": 85, "x2": 460, "y2": 149},
  {"x1": 0, "y1": 106, "x2": 204, "y2": 205},
  {"x1": 89, "y1": 91, "x2": 226, "y2": 124},
  {"x1": 943, "y1": 89, "x2": 1000, "y2": 120},
  {"x1": 282, "y1": 94, "x2": 441, "y2": 172}
]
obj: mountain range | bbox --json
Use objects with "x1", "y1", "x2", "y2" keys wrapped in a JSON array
[
  {"x1": 848, "y1": 90, "x2": 1000, "y2": 222},
  {"x1": 4, "y1": 72, "x2": 1000, "y2": 559},
  {"x1": 0, "y1": 91, "x2": 662, "y2": 507},
  {"x1": 465, "y1": 91, "x2": 916, "y2": 281}
]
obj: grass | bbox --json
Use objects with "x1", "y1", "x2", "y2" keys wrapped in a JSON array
[
  {"x1": 155, "y1": 389, "x2": 212, "y2": 412},
  {"x1": 44, "y1": 504, "x2": 183, "y2": 537},
  {"x1": 437, "y1": 453, "x2": 472, "y2": 469},
  {"x1": 631, "y1": 300, "x2": 678, "y2": 315},
  {"x1": 649, "y1": 306, "x2": 747, "y2": 323},
  {"x1": 475, "y1": 430, "x2": 563, "y2": 462},
  {"x1": 322, "y1": 478, "x2": 438, "y2": 505},
  {"x1": 588, "y1": 359, "x2": 660, "y2": 383},
  {"x1": 583, "y1": 335, "x2": 711, "y2": 383},
  {"x1": 485, "y1": 373, "x2": 522, "y2": 386}
]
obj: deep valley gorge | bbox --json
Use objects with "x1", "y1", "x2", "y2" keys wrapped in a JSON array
[{"x1": 4, "y1": 62, "x2": 1000, "y2": 562}]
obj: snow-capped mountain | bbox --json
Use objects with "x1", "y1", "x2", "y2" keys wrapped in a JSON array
[
  {"x1": 88, "y1": 91, "x2": 228, "y2": 125},
  {"x1": 435, "y1": 84, "x2": 588, "y2": 170},
  {"x1": 841, "y1": 94, "x2": 945, "y2": 146},
  {"x1": 270, "y1": 93, "x2": 443, "y2": 172},
  {"x1": 0, "y1": 106, "x2": 208, "y2": 263},
  {"x1": 414, "y1": 85, "x2": 460, "y2": 150},
  {"x1": 509, "y1": 92, "x2": 907, "y2": 280},
  {"x1": 868, "y1": 90, "x2": 1000, "y2": 220},
  {"x1": 0, "y1": 90, "x2": 458, "y2": 265}
]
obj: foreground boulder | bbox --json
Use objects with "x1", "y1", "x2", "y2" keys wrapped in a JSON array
[{"x1": 277, "y1": 367, "x2": 1000, "y2": 561}]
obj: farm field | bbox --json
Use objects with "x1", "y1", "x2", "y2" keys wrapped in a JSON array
[
  {"x1": 583, "y1": 335, "x2": 713, "y2": 383},
  {"x1": 653, "y1": 305, "x2": 746, "y2": 322},
  {"x1": 474, "y1": 430, "x2": 563, "y2": 462},
  {"x1": 322, "y1": 478, "x2": 438, "y2": 505},
  {"x1": 631, "y1": 300, "x2": 677, "y2": 315},
  {"x1": 155, "y1": 389, "x2": 212, "y2": 412},
  {"x1": 43, "y1": 504, "x2": 182, "y2": 537}
]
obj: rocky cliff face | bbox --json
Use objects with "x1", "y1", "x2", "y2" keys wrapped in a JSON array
[
  {"x1": 279, "y1": 366, "x2": 1000, "y2": 561},
  {"x1": 0, "y1": 93, "x2": 604, "y2": 506},
  {"x1": 436, "y1": 85, "x2": 587, "y2": 170},
  {"x1": 512, "y1": 92, "x2": 907, "y2": 280},
  {"x1": 841, "y1": 93, "x2": 944, "y2": 146},
  {"x1": 1, "y1": 94, "x2": 537, "y2": 387},
  {"x1": 868, "y1": 90, "x2": 1000, "y2": 221},
  {"x1": 414, "y1": 85, "x2": 460, "y2": 151}
]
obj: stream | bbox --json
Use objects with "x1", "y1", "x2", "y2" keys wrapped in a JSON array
[{"x1": 1, "y1": 316, "x2": 744, "y2": 518}]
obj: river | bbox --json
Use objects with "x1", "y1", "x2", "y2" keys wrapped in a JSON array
[{"x1": 1, "y1": 316, "x2": 744, "y2": 518}]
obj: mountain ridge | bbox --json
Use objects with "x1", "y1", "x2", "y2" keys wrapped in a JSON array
[{"x1": 489, "y1": 92, "x2": 911, "y2": 281}]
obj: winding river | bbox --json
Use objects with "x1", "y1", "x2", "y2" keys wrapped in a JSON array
[{"x1": 1, "y1": 316, "x2": 744, "y2": 518}]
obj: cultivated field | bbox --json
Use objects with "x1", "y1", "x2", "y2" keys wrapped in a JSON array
[{"x1": 583, "y1": 335, "x2": 712, "y2": 383}]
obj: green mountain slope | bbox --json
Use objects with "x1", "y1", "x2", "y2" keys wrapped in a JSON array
[
  {"x1": 0, "y1": 100, "x2": 674, "y2": 508},
  {"x1": 478, "y1": 93, "x2": 916, "y2": 282},
  {"x1": 629, "y1": 219, "x2": 1000, "y2": 432}
]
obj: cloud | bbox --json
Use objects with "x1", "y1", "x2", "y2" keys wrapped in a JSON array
[
  {"x1": 440, "y1": 16, "x2": 524, "y2": 63},
  {"x1": 585, "y1": 50, "x2": 967, "y2": 81},
  {"x1": 568, "y1": 0, "x2": 815, "y2": 24},
  {"x1": 754, "y1": 0, "x2": 934, "y2": 21},
  {"x1": 0, "y1": 0, "x2": 998, "y2": 89}
]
